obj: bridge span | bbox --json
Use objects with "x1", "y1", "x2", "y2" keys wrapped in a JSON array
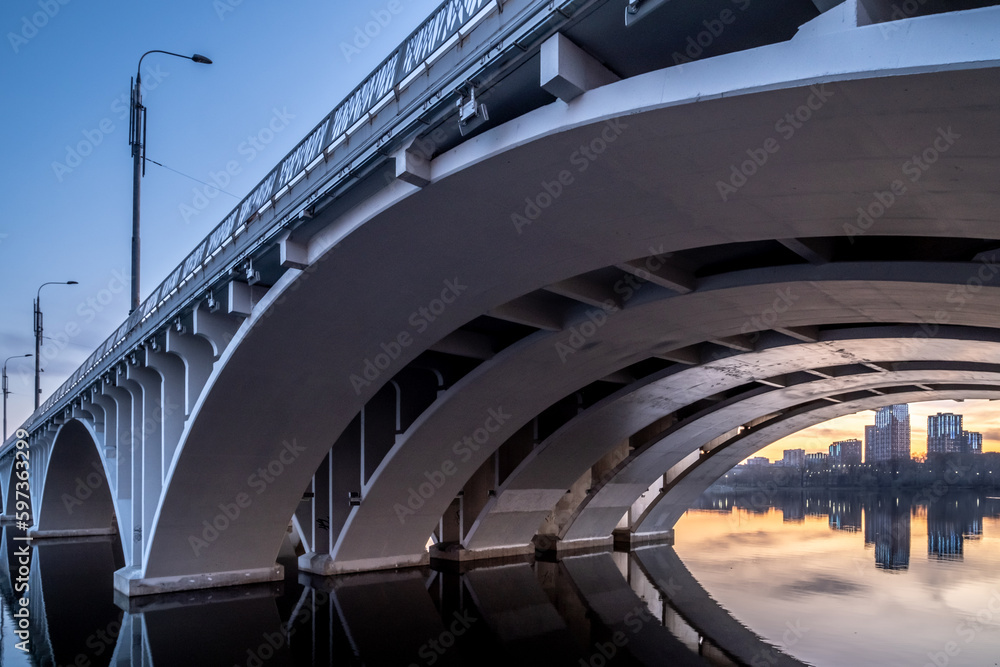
[{"x1": 3, "y1": 0, "x2": 1000, "y2": 598}]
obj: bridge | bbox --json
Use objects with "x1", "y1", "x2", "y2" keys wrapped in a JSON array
[{"x1": 3, "y1": 0, "x2": 1000, "y2": 599}]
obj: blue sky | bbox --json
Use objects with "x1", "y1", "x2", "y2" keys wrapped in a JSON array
[{"x1": 0, "y1": 0, "x2": 439, "y2": 431}]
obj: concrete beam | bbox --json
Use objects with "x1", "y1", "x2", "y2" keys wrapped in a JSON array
[
  {"x1": 654, "y1": 346, "x2": 699, "y2": 365},
  {"x1": 428, "y1": 330, "x2": 496, "y2": 360},
  {"x1": 279, "y1": 233, "x2": 309, "y2": 270},
  {"x1": 776, "y1": 326, "x2": 821, "y2": 342},
  {"x1": 540, "y1": 33, "x2": 619, "y2": 103},
  {"x1": 544, "y1": 275, "x2": 620, "y2": 310},
  {"x1": 394, "y1": 142, "x2": 431, "y2": 187},
  {"x1": 488, "y1": 294, "x2": 564, "y2": 331},
  {"x1": 711, "y1": 335, "x2": 755, "y2": 352},
  {"x1": 228, "y1": 281, "x2": 268, "y2": 317},
  {"x1": 778, "y1": 238, "x2": 832, "y2": 264},
  {"x1": 616, "y1": 259, "x2": 695, "y2": 294}
]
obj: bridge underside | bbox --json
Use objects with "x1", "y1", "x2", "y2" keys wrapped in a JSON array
[
  {"x1": 11, "y1": 4, "x2": 1000, "y2": 595},
  {"x1": 139, "y1": 10, "x2": 1000, "y2": 592}
]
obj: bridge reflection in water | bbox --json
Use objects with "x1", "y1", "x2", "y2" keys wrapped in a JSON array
[
  {"x1": 0, "y1": 525, "x2": 808, "y2": 667},
  {"x1": 4, "y1": 490, "x2": 994, "y2": 664}
]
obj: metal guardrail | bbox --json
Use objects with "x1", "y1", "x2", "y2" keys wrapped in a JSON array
[{"x1": 7, "y1": 0, "x2": 600, "y2": 452}]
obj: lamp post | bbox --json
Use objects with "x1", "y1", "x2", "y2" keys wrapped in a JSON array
[
  {"x1": 130, "y1": 50, "x2": 213, "y2": 313},
  {"x1": 3, "y1": 354, "x2": 31, "y2": 441},
  {"x1": 34, "y1": 281, "x2": 78, "y2": 410}
]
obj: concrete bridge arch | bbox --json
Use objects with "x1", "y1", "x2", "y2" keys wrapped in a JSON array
[
  {"x1": 0, "y1": 1, "x2": 989, "y2": 595},
  {"x1": 33, "y1": 419, "x2": 119, "y2": 542}
]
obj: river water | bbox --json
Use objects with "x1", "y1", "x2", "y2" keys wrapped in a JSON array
[{"x1": 1, "y1": 488, "x2": 997, "y2": 666}]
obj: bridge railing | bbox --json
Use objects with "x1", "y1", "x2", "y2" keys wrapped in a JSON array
[{"x1": 6, "y1": 0, "x2": 595, "y2": 452}]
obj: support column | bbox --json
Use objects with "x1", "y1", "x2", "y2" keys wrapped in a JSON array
[
  {"x1": 145, "y1": 346, "x2": 186, "y2": 480},
  {"x1": 299, "y1": 418, "x2": 358, "y2": 576},
  {"x1": 104, "y1": 376, "x2": 135, "y2": 567},
  {"x1": 28, "y1": 427, "x2": 56, "y2": 524},
  {"x1": 127, "y1": 355, "x2": 163, "y2": 546},
  {"x1": 165, "y1": 328, "x2": 214, "y2": 418},
  {"x1": 92, "y1": 383, "x2": 120, "y2": 501},
  {"x1": 540, "y1": 439, "x2": 632, "y2": 555},
  {"x1": 298, "y1": 452, "x2": 333, "y2": 574},
  {"x1": 192, "y1": 302, "x2": 241, "y2": 360}
]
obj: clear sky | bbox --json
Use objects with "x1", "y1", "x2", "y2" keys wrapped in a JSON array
[
  {"x1": 0, "y1": 0, "x2": 439, "y2": 432},
  {"x1": 756, "y1": 399, "x2": 1000, "y2": 461}
]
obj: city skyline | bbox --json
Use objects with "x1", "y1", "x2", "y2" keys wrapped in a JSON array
[{"x1": 752, "y1": 399, "x2": 1000, "y2": 463}]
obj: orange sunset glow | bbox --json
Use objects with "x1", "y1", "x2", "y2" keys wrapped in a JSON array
[{"x1": 751, "y1": 399, "x2": 1000, "y2": 463}]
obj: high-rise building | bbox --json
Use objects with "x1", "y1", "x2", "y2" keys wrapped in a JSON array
[
  {"x1": 926, "y1": 413, "x2": 983, "y2": 455},
  {"x1": 927, "y1": 413, "x2": 964, "y2": 455},
  {"x1": 868, "y1": 404, "x2": 910, "y2": 463},
  {"x1": 964, "y1": 430, "x2": 983, "y2": 454},
  {"x1": 864, "y1": 424, "x2": 877, "y2": 463},
  {"x1": 782, "y1": 449, "x2": 805, "y2": 468},
  {"x1": 805, "y1": 452, "x2": 827, "y2": 466},
  {"x1": 830, "y1": 438, "x2": 862, "y2": 465},
  {"x1": 747, "y1": 456, "x2": 769, "y2": 466}
]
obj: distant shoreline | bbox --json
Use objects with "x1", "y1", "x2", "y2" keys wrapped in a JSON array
[{"x1": 720, "y1": 452, "x2": 1000, "y2": 490}]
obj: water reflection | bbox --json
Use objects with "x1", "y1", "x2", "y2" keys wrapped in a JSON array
[
  {"x1": 678, "y1": 489, "x2": 1000, "y2": 667},
  {"x1": 0, "y1": 490, "x2": 996, "y2": 665},
  {"x1": 0, "y1": 526, "x2": 806, "y2": 666},
  {"x1": 0, "y1": 525, "x2": 123, "y2": 667},
  {"x1": 863, "y1": 495, "x2": 910, "y2": 571},
  {"x1": 926, "y1": 493, "x2": 984, "y2": 561}
]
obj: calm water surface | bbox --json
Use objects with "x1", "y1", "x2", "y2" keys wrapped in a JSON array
[
  {"x1": 674, "y1": 489, "x2": 1000, "y2": 667},
  {"x1": 0, "y1": 489, "x2": 996, "y2": 666}
]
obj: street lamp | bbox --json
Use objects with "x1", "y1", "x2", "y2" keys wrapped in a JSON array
[
  {"x1": 3, "y1": 354, "x2": 31, "y2": 441},
  {"x1": 34, "y1": 281, "x2": 78, "y2": 410},
  {"x1": 130, "y1": 50, "x2": 213, "y2": 313}
]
